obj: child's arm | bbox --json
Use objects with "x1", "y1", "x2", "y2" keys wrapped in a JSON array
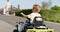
[{"x1": 21, "y1": 13, "x2": 28, "y2": 18}]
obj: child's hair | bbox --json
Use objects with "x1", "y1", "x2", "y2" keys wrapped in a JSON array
[{"x1": 33, "y1": 4, "x2": 41, "y2": 10}]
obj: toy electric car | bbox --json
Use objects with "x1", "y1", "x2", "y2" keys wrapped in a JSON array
[{"x1": 14, "y1": 16, "x2": 54, "y2": 32}]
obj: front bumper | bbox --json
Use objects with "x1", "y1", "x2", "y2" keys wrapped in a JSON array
[{"x1": 26, "y1": 29, "x2": 54, "y2": 32}]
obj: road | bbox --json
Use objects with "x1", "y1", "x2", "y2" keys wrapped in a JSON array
[
  {"x1": 0, "y1": 15, "x2": 60, "y2": 32},
  {"x1": 44, "y1": 21, "x2": 60, "y2": 32},
  {"x1": 0, "y1": 20, "x2": 16, "y2": 32}
]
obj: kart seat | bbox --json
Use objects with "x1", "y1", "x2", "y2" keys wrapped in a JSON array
[{"x1": 33, "y1": 16, "x2": 44, "y2": 26}]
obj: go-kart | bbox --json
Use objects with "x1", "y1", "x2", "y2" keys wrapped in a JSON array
[{"x1": 14, "y1": 16, "x2": 54, "y2": 32}]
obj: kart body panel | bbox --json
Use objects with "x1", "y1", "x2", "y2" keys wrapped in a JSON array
[{"x1": 26, "y1": 28, "x2": 54, "y2": 32}]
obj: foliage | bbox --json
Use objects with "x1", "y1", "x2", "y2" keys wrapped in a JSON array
[
  {"x1": 51, "y1": 5, "x2": 60, "y2": 10},
  {"x1": 39, "y1": 9, "x2": 50, "y2": 19},
  {"x1": 15, "y1": 9, "x2": 32, "y2": 16},
  {"x1": 44, "y1": 10, "x2": 60, "y2": 23},
  {"x1": 42, "y1": 2, "x2": 49, "y2": 9},
  {"x1": 39, "y1": 9, "x2": 60, "y2": 23}
]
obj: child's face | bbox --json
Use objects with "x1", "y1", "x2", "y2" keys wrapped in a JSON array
[{"x1": 36, "y1": 6, "x2": 41, "y2": 11}]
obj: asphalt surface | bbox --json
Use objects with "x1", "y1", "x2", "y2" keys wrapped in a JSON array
[
  {"x1": 44, "y1": 21, "x2": 60, "y2": 32},
  {"x1": 0, "y1": 15, "x2": 60, "y2": 32},
  {"x1": 0, "y1": 20, "x2": 16, "y2": 32}
]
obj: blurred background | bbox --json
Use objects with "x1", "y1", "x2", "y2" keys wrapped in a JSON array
[{"x1": 0, "y1": 0, "x2": 60, "y2": 23}]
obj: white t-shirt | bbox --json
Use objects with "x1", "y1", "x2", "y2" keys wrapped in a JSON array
[{"x1": 27, "y1": 13, "x2": 41, "y2": 23}]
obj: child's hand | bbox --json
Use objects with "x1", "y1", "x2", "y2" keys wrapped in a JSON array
[
  {"x1": 21, "y1": 12, "x2": 28, "y2": 18},
  {"x1": 21, "y1": 13, "x2": 24, "y2": 15}
]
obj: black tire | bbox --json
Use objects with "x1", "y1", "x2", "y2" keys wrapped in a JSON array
[
  {"x1": 13, "y1": 29, "x2": 18, "y2": 32},
  {"x1": 43, "y1": 24, "x2": 46, "y2": 26},
  {"x1": 43, "y1": 24, "x2": 48, "y2": 29}
]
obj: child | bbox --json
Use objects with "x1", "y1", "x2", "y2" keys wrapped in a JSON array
[{"x1": 21, "y1": 4, "x2": 41, "y2": 24}]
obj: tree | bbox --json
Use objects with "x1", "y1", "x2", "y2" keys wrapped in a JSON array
[
  {"x1": 42, "y1": 2, "x2": 49, "y2": 9},
  {"x1": 51, "y1": 5, "x2": 60, "y2": 10}
]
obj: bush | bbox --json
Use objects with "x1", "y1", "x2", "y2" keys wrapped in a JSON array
[
  {"x1": 39, "y1": 9, "x2": 50, "y2": 20},
  {"x1": 57, "y1": 20, "x2": 60, "y2": 23},
  {"x1": 15, "y1": 9, "x2": 32, "y2": 16}
]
